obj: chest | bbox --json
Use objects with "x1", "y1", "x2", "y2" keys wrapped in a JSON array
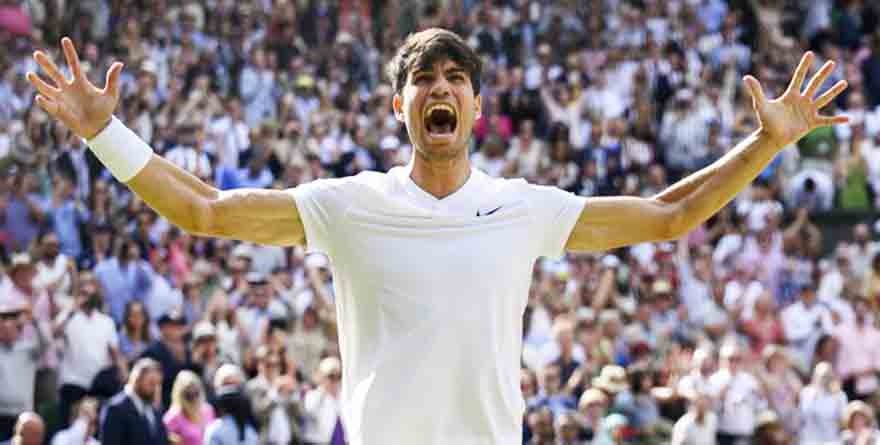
[{"x1": 338, "y1": 206, "x2": 535, "y2": 295}]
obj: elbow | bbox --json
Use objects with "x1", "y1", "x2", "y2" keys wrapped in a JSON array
[
  {"x1": 182, "y1": 192, "x2": 220, "y2": 237},
  {"x1": 658, "y1": 201, "x2": 691, "y2": 241}
]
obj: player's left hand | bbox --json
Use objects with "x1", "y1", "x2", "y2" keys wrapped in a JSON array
[{"x1": 744, "y1": 51, "x2": 849, "y2": 148}]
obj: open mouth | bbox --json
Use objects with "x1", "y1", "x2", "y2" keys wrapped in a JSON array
[{"x1": 424, "y1": 103, "x2": 457, "y2": 138}]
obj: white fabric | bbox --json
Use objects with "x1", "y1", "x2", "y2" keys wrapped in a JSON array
[
  {"x1": 301, "y1": 388, "x2": 342, "y2": 444},
  {"x1": 291, "y1": 164, "x2": 586, "y2": 445},
  {"x1": 58, "y1": 310, "x2": 119, "y2": 387},
  {"x1": 799, "y1": 386, "x2": 847, "y2": 445},
  {"x1": 51, "y1": 418, "x2": 100, "y2": 445},
  {"x1": 85, "y1": 116, "x2": 153, "y2": 182},
  {"x1": 709, "y1": 369, "x2": 765, "y2": 436},
  {"x1": 671, "y1": 411, "x2": 718, "y2": 445}
]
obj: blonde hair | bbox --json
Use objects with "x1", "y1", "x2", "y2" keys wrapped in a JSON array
[{"x1": 170, "y1": 370, "x2": 204, "y2": 421}]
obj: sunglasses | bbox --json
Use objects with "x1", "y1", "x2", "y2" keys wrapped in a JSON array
[{"x1": 328, "y1": 373, "x2": 341, "y2": 381}]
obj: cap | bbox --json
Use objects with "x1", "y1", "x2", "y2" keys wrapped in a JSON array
[
  {"x1": 158, "y1": 310, "x2": 187, "y2": 326},
  {"x1": 380, "y1": 135, "x2": 401, "y2": 151},
  {"x1": 231, "y1": 243, "x2": 253, "y2": 260},
  {"x1": 246, "y1": 272, "x2": 269, "y2": 285},
  {"x1": 295, "y1": 74, "x2": 315, "y2": 89},
  {"x1": 652, "y1": 279, "x2": 672, "y2": 295},
  {"x1": 9, "y1": 253, "x2": 34, "y2": 272},
  {"x1": 192, "y1": 321, "x2": 216, "y2": 341}
]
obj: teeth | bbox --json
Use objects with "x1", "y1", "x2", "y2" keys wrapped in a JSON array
[{"x1": 426, "y1": 103, "x2": 456, "y2": 116}]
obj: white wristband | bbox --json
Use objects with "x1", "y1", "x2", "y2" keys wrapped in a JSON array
[{"x1": 84, "y1": 116, "x2": 153, "y2": 183}]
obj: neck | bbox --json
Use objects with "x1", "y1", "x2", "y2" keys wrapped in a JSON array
[{"x1": 409, "y1": 150, "x2": 471, "y2": 199}]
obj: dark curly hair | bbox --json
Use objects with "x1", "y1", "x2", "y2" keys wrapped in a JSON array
[{"x1": 385, "y1": 28, "x2": 483, "y2": 96}]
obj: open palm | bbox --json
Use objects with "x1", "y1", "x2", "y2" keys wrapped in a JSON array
[
  {"x1": 744, "y1": 51, "x2": 849, "y2": 148},
  {"x1": 25, "y1": 37, "x2": 123, "y2": 140}
]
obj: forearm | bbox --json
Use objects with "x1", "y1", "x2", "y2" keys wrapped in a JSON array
[
  {"x1": 659, "y1": 130, "x2": 782, "y2": 235},
  {"x1": 127, "y1": 155, "x2": 217, "y2": 234}
]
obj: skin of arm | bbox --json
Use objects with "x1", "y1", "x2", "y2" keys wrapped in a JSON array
[{"x1": 566, "y1": 52, "x2": 848, "y2": 252}]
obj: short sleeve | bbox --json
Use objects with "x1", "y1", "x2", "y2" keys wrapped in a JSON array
[
  {"x1": 527, "y1": 184, "x2": 587, "y2": 259},
  {"x1": 288, "y1": 178, "x2": 352, "y2": 256}
]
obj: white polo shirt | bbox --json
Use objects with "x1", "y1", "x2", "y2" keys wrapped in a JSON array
[
  {"x1": 291, "y1": 164, "x2": 586, "y2": 445},
  {"x1": 58, "y1": 309, "x2": 119, "y2": 388}
]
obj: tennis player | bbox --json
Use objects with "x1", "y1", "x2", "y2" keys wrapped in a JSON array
[{"x1": 27, "y1": 29, "x2": 847, "y2": 444}]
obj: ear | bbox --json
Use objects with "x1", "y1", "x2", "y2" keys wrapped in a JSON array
[
  {"x1": 392, "y1": 94, "x2": 405, "y2": 123},
  {"x1": 474, "y1": 94, "x2": 482, "y2": 120}
]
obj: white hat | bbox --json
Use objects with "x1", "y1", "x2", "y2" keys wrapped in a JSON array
[
  {"x1": 192, "y1": 321, "x2": 216, "y2": 341},
  {"x1": 231, "y1": 243, "x2": 253, "y2": 259},
  {"x1": 380, "y1": 135, "x2": 400, "y2": 151}
]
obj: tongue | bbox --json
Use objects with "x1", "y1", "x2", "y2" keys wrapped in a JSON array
[{"x1": 428, "y1": 122, "x2": 453, "y2": 134}]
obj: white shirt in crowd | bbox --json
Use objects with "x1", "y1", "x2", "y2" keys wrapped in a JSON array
[
  {"x1": 291, "y1": 163, "x2": 586, "y2": 445},
  {"x1": 709, "y1": 368, "x2": 766, "y2": 436},
  {"x1": 57, "y1": 309, "x2": 119, "y2": 388},
  {"x1": 799, "y1": 385, "x2": 847, "y2": 445},
  {"x1": 300, "y1": 388, "x2": 342, "y2": 444},
  {"x1": 51, "y1": 418, "x2": 99, "y2": 445},
  {"x1": 671, "y1": 411, "x2": 718, "y2": 445}
]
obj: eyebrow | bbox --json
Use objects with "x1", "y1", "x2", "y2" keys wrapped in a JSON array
[{"x1": 412, "y1": 67, "x2": 467, "y2": 77}]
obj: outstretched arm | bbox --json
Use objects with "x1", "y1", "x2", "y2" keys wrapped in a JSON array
[
  {"x1": 566, "y1": 52, "x2": 848, "y2": 252},
  {"x1": 26, "y1": 38, "x2": 304, "y2": 246}
]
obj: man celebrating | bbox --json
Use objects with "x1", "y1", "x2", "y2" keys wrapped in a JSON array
[{"x1": 27, "y1": 29, "x2": 847, "y2": 444}]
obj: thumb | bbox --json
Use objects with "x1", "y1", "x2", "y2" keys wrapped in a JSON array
[
  {"x1": 103, "y1": 62, "x2": 124, "y2": 100},
  {"x1": 743, "y1": 75, "x2": 767, "y2": 110}
]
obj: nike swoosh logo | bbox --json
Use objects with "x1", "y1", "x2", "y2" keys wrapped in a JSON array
[{"x1": 476, "y1": 206, "x2": 502, "y2": 217}]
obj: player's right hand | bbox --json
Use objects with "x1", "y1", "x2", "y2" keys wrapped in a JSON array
[{"x1": 25, "y1": 37, "x2": 123, "y2": 140}]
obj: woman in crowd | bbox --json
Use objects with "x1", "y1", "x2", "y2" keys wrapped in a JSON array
[
  {"x1": 118, "y1": 300, "x2": 152, "y2": 363},
  {"x1": 164, "y1": 370, "x2": 216, "y2": 445},
  {"x1": 757, "y1": 345, "x2": 802, "y2": 437},
  {"x1": 841, "y1": 401, "x2": 880, "y2": 445},
  {"x1": 799, "y1": 362, "x2": 848, "y2": 444},
  {"x1": 204, "y1": 386, "x2": 259, "y2": 445}
]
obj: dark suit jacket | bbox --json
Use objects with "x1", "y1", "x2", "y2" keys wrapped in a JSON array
[{"x1": 100, "y1": 391, "x2": 169, "y2": 445}]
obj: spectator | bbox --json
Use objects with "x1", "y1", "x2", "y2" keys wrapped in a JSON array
[
  {"x1": 300, "y1": 357, "x2": 345, "y2": 445},
  {"x1": 94, "y1": 241, "x2": 153, "y2": 324},
  {"x1": 1, "y1": 412, "x2": 45, "y2": 445},
  {"x1": 33, "y1": 231, "x2": 78, "y2": 313},
  {"x1": 100, "y1": 358, "x2": 169, "y2": 445},
  {"x1": 46, "y1": 174, "x2": 89, "y2": 261},
  {"x1": 245, "y1": 345, "x2": 302, "y2": 445},
  {"x1": 670, "y1": 391, "x2": 717, "y2": 445},
  {"x1": 841, "y1": 400, "x2": 880, "y2": 445},
  {"x1": 756, "y1": 345, "x2": 802, "y2": 436},
  {"x1": 833, "y1": 298, "x2": 880, "y2": 401},
  {"x1": 162, "y1": 370, "x2": 215, "y2": 445},
  {"x1": 0, "y1": 304, "x2": 47, "y2": 442},
  {"x1": 798, "y1": 361, "x2": 848, "y2": 445},
  {"x1": 118, "y1": 300, "x2": 152, "y2": 363},
  {"x1": 141, "y1": 308, "x2": 192, "y2": 410},
  {"x1": 575, "y1": 388, "x2": 608, "y2": 443},
  {"x1": 51, "y1": 397, "x2": 99, "y2": 445},
  {"x1": 709, "y1": 343, "x2": 766, "y2": 445},
  {"x1": 782, "y1": 284, "x2": 833, "y2": 373},
  {"x1": 204, "y1": 372, "x2": 258, "y2": 445},
  {"x1": 53, "y1": 270, "x2": 126, "y2": 429}
]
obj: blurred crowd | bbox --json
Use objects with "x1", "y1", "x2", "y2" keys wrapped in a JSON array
[{"x1": 1, "y1": 0, "x2": 880, "y2": 444}]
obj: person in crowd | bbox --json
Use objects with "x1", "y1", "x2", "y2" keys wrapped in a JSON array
[
  {"x1": 300, "y1": 357, "x2": 345, "y2": 445},
  {"x1": 0, "y1": 302, "x2": 48, "y2": 442},
  {"x1": 51, "y1": 397, "x2": 99, "y2": 445},
  {"x1": 162, "y1": 370, "x2": 215, "y2": 445},
  {"x1": 1, "y1": 412, "x2": 45, "y2": 445},
  {"x1": 204, "y1": 365, "x2": 258, "y2": 445},
  {"x1": 841, "y1": 400, "x2": 880, "y2": 445},
  {"x1": 671, "y1": 391, "x2": 717, "y2": 445},
  {"x1": 245, "y1": 345, "x2": 302, "y2": 445},
  {"x1": 798, "y1": 361, "x2": 848, "y2": 445},
  {"x1": 709, "y1": 343, "x2": 766, "y2": 445},
  {"x1": 118, "y1": 300, "x2": 152, "y2": 363},
  {"x1": 100, "y1": 358, "x2": 169, "y2": 445},
  {"x1": 140, "y1": 309, "x2": 192, "y2": 411}
]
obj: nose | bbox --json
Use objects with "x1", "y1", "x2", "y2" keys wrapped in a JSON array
[{"x1": 429, "y1": 76, "x2": 451, "y2": 98}]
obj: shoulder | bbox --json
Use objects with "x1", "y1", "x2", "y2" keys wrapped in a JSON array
[{"x1": 105, "y1": 392, "x2": 132, "y2": 411}]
